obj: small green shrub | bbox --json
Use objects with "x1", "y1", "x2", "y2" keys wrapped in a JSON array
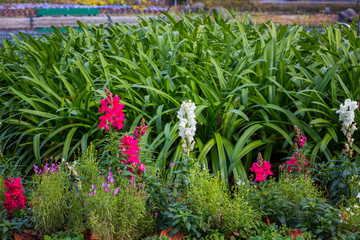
[
  {"x1": 75, "y1": 145, "x2": 100, "y2": 192},
  {"x1": 66, "y1": 144, "x2": 100, "y2": 232},
  {"x1": 185, "y1": 166, "x2": 260, "y2": 235},
  {"x1": 0, "y1": 208, "x2": 33, "y2": 239},
  {"x1": 313, "y1": 155, "x2": 360, "y2": 205},
  {"x1": 296, "y1": 198, "x2": 341, "y2": 239},
  {"x1": 31, "y1": 164, "x2": 69, "y2": 234},
  {"x1": 85, "y1": 178, "x2": 154, "y2": 240},
  {"x1": 185, "y1": 166, "x2": 227, "y2": 231},
  {"x1": 220, "y1": 186, "x2": 261, "y2": 235},
  {"x1": 162, "y1": 201, "x2": 202, "y2": 237},
  {"x1": 249, "y1": 173, "x2": 323, "y2": 227},
  {"x1": 269, "y1": 172, "x2": 323, "y2": 204},
  {"x1": 67, "y1": 189, "x2": 86, "y2": 233}
]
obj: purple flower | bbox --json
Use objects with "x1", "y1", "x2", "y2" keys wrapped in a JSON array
[
  {"x1": 113, "y1": 187, "x2": 120, "y2": 195},
  {"x1": 279, "y1": 165, "x2": 284, "y2": 169},
  {"x1": 169, "y1": 163, "x2": 176, "y2": 167},
  {"x1": 91, "y1": 185, "x2": 96, "y2": 190},
  {"x1": 155, "y1": 212, "x2": 159, "y2": 216}
]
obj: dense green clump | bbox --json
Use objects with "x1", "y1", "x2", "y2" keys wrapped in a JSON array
[{"x1": 185, "y1": 165, "x2": 261, "y2": 235}]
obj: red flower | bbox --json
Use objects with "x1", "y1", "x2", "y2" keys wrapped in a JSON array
[
  {"x1": 98, "y1": 89, "x2": 125, "y2": 131},
  {"x1": 286, "y1": 126, "x2": 311, "y2": 173},
  {"x1": 286, "y1": 153, "x2": 311, "y2": 173},
  {"x1": 250, "y1": 153, "x2": 274, "y2": 182},
  {"x1": 3, "y1": 177, "x2": 26, "y2": 217},
  {"x1": 119, "y1": 135, "x2": 146, "y2": 175}
]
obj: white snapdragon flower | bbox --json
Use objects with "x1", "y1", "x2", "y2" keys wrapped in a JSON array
[
  {"x1": 336, "y1": 99, "x2": 357, "y2": 128},
  {"x1": 337, "y1": 99, "x2": 358, "y2": 156},
  {"x1": 177, "y1": 100, "x2": 197, "y2": 155}
]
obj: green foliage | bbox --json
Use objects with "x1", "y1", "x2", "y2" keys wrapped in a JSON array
[
  {"x1": 85, "y1": 178, "x2": 154, "y2": 240},
  {"x1": 250, "y1": 173, "x2": 323, "y2": 226},
  {"x1": 249, "y1": 172, "x2": 342, "y2": 238},
  {"x1": 220, "y1": 185, "x2": 261, "y2": 235},
  {"x1": 313, "y1": 155, "x2": 360, "y2": 205},
  {"x1": 67, "y1": 189, "x2": 86, "y2": 233},
  {"x1": 1, "y1": 13, "x2": 360, "y2": 183},
  {"x1": 31, "y1": 167, "x2": 69, "y2": 234},
  {"x1": 339, "y1": 192, "x2": 360, "y2": 233},
  {"x1": 296, "y1": 198, "x2": 341, "y2": 239},
  {"x1": 0, "y1": 176, "x2": 4, "y2": 206},
  {"x1": 0, "y1": 152, "x2": 21, "y2": 179},
  {"x1": 249, "y1": 223, "x2": 313, "y2": 240},
  {"x1": 75, "y1": 144, "x2": 100, "y2": 191},
  {"x1": 265, "y1": 172, "x2": 323, "y2": 205},
  {"x1": 162, "y1": 201, "x2": 202, "y2": 237},
  {"x1": 44, "y1": 230, "x2": 84, "y2": 240},
  {"x1": 185, "y1": 166, "x2": 260, "y2": 235},
  {"x1": 185, "y1": 166, "x2": 227, "y2": 231},
  {"x1": 0, "y1": 208, "x2": 33, "y2": 240}
]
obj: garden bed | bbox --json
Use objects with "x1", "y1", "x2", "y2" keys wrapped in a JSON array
[{"x1": 0, "y1": 13, "x2": 360, "y2": 240}]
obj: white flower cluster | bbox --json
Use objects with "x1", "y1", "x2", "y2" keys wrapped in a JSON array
[
  {"x1": 177, "y1": 100, "x2": 197, "y2": 155},
  {"x1": 336, "y1": 99, "x2": 358, "y2": 156},
  {"x1": 337, "y1": 99, "x2": 358, "y2": 129}
]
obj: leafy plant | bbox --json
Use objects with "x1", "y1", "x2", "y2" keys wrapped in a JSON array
[
  {"x1": 85, "y1": 177, "x2": 154, "y2": 240},
  {"x1": 0, "y1": 208, "x2": 33, "y2": 240},
  {"x1": 249, "y1": 173, "x2": 323, "y2": 226},
  {"x1": 296, "y1": 198, "x2": 341, "y2": 239},
  {"x1": 74, "y1": 144, "x2": 100, "y2": 192},
  {"x1": 313, "y1": 155, "x2": 360, "y2": 205},
  {"x1": 249, "y1": 223, "x2": 313, "y2": 240},
  {"x1": 162, "y1": 201, "x2": 202, "y2": 237},
  {"x1": 31, "y1": 164, "x2": 69, "y2": 234},
  {"x1": 220, "y1": 185, "x2": 261, "y2": 235},
  {"x1": 184, "y1": 166, "x2": 227, "y2": 231},
  {"x1": 44, "y1": 230, "x2": 84, "y2": 240}
]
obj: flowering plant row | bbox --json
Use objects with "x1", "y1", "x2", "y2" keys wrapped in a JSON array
[{"x1": 1, "y1": 97, "x2": 360, "y2": 239}]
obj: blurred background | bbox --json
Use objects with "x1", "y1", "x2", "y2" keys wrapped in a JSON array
[{"x1": 0, "y1": 0, "x2": 359, "y2": 46}]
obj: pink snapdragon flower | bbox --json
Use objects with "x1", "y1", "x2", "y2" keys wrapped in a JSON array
[
  {"x1": 98, "y1": 89, "x2": 125, "y2": 131},
  {"x1": 286, "y1": 126, "x2": 311, "y2": 173},
  {"x1": 119, "y1": 135, "x2": 146, "y2": 176},
  {"x1": 119, "y1": 135, "x2": 140, "y2": 163},
  {"x1": 250, "y1": 153, "x2": 274, "y2": 182},
  {"x1": 134, "y1": 119, "x2": 148, "y2": 139},
  {"x1": 286, "y1": 153, "x2": 311, "y2": 172}
]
